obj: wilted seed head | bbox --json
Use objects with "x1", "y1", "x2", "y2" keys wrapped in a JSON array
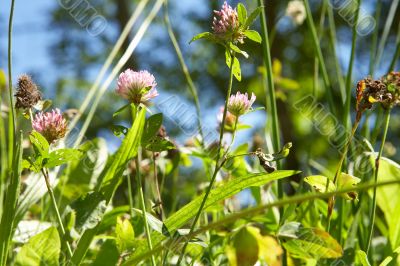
[
  {"x1": 14, "y1": 74, "x2": 42, "y2": 109},
  {"x1": 227, "y1": 91, "x2": 256, "y2": 117},
  {"x1": 116, "y1": 69, "x2": 158, "y2": 105},
  {"x1": 286, "y1": 0, "x2": 307, "y2": 25},
  {"x1": 32, "y1": 108, "x2": 67, "y2": 143},
  {"x1": 356, "y1": 72, "x2": 400, "y2": 115},
  {"x1": 212, "y1": 2, "x2": 245, "y2": 43}
]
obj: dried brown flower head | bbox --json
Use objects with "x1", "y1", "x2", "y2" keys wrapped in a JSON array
[{"x1": 14, "y1": 74, "x2": 42, "y2": 109}]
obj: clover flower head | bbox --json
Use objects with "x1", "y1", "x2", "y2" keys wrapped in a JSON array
[
  {"x1": 227, "y1": 92, "x2": 256, "y2": 117},
  {"x1": 286, "y1": 0, "x2": 306, "y2": 25},
  {"x1": 14, "y1": 74, "x2": 42, "y2": 109},
  {"x1": 212, "y1": 2, "x2": 244, "y2": 43},
  {"x1": 32, "y1": 108, "x2": 67, "y2": 143},
  {"x1": 116, "y1": 69, "x2": 158, "y2": 105}
]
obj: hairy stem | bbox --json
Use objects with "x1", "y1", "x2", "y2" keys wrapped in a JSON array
[{"x1": 176, "y1": 51, "x2": 236, "y2": 265}]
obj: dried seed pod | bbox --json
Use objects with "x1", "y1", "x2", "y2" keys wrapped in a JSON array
[{"x1": 14, "y1": 74, "x2": 42, "y2": 109}]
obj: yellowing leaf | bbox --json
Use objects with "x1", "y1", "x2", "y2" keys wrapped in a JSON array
[{"x1": 304, "y1": 175, "x2": 336, "y2": 193}]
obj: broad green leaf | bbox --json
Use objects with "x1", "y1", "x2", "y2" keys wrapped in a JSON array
[
  {"x1": 189, "y1": 32, "x2": 214, "y2": 43},
  {"x1": 22, "y1": 158, "x2": 42, "y2": 173},
  {"x1": 278, "y1": 222, "x2": 343, "y2": 259},
  {"x1": 237, "y1": 3, "x2": 247, "y2": 25},
  {"x1": 46, "y1": 148, "x2": 83, "y2": 168},
  {"x1": 116, "y1": 217, "x2": 135, "y2": 253},
  {"x1": 125, "y1": 170, "x2": 300, "y2": 264},
  {"x1": 15, "y1": 227, "x2": 60, "y2": 266},
  {"x1": 232, "y1": 57, "x2": 242, "y2": 81},
  {"x1": 371, "y1": 156, "x2": 400, "y2": 248},
  {"x1": 142, "y1": 113, "x2": 163, "y2": 144},
  {"x1": 244, "y1": 30, "x2": 262, "y2": 43},
  {"x1": 71, "y1": 108, "x2": 146, "y2": 265},
  {"x1": 356, "y1": 250, "x2": 371, "y2": 266},
  {"x1": 29, "y1": 131, "x2": 49, "y2": 157},
  {"x1": 71, "y1": 192, "x2": 107, "y2": 233},
  {"x1": 304, "y1": 175, "x2": 335, "y2": 193},
  {"x1": 244, "y1": 7, "x2": 262, "y2": 29}
]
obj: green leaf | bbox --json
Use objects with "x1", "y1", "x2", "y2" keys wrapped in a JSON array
[
  {"x1": 337, "y1": 172, "x2": 361, "y2": 200},
  {"x1": 116, "y1": 217, "x2": 135, "y2": 253},
  {"x1": 229, "y1": 43, "x2": 249, "y2": 58},
  {"x1": 71, "y1": 108, "x2": 146, "y2": 265},
  {"x1": 244, "y1": 30, "x2": 262, "y2": 43},
  {"x1": 225, "y1": 49, "x2": 232, "y2": 68},
  {"x1": 29, "y1": 131, "x2": 50, "y2": 157},
  {"x1": 45, "y1": 148, "x2": 83, "y2": 168},
  {"x1": 278, "y1": 222, "x2": 343, "y2": 259},
  {"x1": 244, "y1": 7, "x2": 262, "y2": 29},
  {"x1": 125, "y1": 170, "x2": 300, "y2": 264},
  {"x1": 71, "y1": 192, "x2": 107, "y2": 233},
  {"x1": 356, "y1": 250, "x2": 371, "y2": 266},
  {"x1": 142, "y1": 113, "x2": 163, "y2": 144},
  {"x1": 15, "y1": 227, "x2": 60, "y2": 266},
  {"x1": 371, "y1": 156, "x2": 400, "y2": 248},
  {"x1": 189, "y1": 32, "x2": 214, "y2": 44},
  {"x1": 304, "y1": 175, "x2": 336, "y2": 193},
  {"x1": 113, "y1": 103, "x2": 132, "y2": 118},
  {"x1": 237, "y1": 3, "x2": 247, "y2": 25},
  {"x1": 132, "y1": 209, "x2": 164, "y2": 235},
  {"x1": 144, "y1": 137, "x2": 175, "y2": 152},
  {"x1": 232, "y1": 57, "x2": 242, "y2": 82}
]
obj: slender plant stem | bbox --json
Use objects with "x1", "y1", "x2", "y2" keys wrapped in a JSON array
[
  {"x1": 326, "y1": 0, "x2": 346, "y2": 103},
  {"x1": 326, "y1": 118, "x2": 360, "y2": 231},
  {"x1": 135, "y1": 151, "x2": 156, "y2": 266},
  {"x1": 176, "y1": 51, "x2": 236, "y2": 265},
  {"x1": 304, "y1": 0, "x2": 335, "y2": 114},
  {"x1": 366, "y1": 109, "x2": 391, "y2": 255},
  {"x1": 163, "y1": 0, "x2": 204, "y2": 147},
  {"x1": 153, "y1": 152, "x2": 164, "y2": 220},
  {"x1": 7, "y1": 0, "x2": 16, "y2": 169},
  {"x1": 388, "y1": 22, "x2": 400, "y2": 72},
  {"x1": 344, "y1": 0, "x2": 361, "y2": 136},
  {"x1": 258, "y1": 0, "x2": 282, "y2": 204},
  {"x1": 369, "y1": 0, "x2": 382, "y2": 76},
  {"x1": 375, "y1": 0, "x2": 399, "y2": 68},
  {"x1": 41, "y1": 168, "x2": 73, "y2": 258},
  {"x1": 127, "y1": 174, "x2": 135, "y2": 219}
]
